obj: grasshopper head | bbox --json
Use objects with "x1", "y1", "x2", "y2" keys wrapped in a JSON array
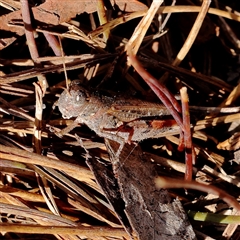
[{"x1": 58, "y1": 81, "x2": 90, "y2": 119}]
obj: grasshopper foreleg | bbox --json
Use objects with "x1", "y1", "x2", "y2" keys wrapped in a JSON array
[{"x1": 55, "y1": 121, "x2": 80, "y2": 137}]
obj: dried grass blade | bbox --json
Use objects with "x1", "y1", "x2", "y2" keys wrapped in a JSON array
[
  {"x1": 0, "y1": 223, "x2": 129, "y2": 239},
  {"x1": 0, "y1": 144, "x2": 94, "y2": 183}
]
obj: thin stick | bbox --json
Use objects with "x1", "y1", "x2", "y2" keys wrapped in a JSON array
[
  {"x1": 20, "y1": 0, "x2": 39, "y2": 61},
  {"x1": 155, "y1": 177, "x2": 240, "y2": 212},
  {"x1": 0, "y1": 223, "x2": 130, "y2": 238},
  {"x1": 20, "y1": 0, "x2": 48, "y2": 93},
  {"x1": 180, "y1": 87, "x2": 193, "y2": 181},
  {"x1": 159, "y1": 0, "x2": 211, "y2": 84},
  {"x1": 173, "y1": 0, "x2": 211, "y2": 66},
  {"x1": 125, "y1": 0, "x2": 164, "y2": 55},
  {"x1": 97, "y1": 0, "x2": 109, "y2": 42},
  {"x1": 43, "y1": 33, "x2": 61, "y2": 56}
]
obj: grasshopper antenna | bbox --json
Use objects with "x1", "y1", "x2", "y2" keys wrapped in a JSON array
[
  {"x1": 115, "y1": 143, "x2": 137, "y2": 172},
  {"x1": 58, "y1": 36, "x2": 69, "y2": 91}
]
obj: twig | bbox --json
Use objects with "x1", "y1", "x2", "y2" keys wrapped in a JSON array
[
  {"x1": 0, "y1": 223, "x2": 130, "y2": 238},
  {"x1": 43, "y1": 33, "x2": 62, "y2": 56},
  {"x1": 172, "y1": 0, "x2": 211, "y2": 66},
  {"x1": 97, "y1": 0, "x2": 109, "y2": 42},
  {"x1": 155, "y1": 177, "x2": 240, "y2": 211},
  {"x1": 126, "y1": 0, "x2": 164, "y2": 55},
  {"x1": 180, "y1": 87, "x2": 193, "y2": 180}
]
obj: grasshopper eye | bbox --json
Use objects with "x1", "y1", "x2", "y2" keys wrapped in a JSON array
[
  {"x1": 72, "y1": 89, "x2": 88, "y2": 104},
  {"x1": 76, "y1": 95, "x2": 80, "y2": 102},
  {"x1": 68, "y1": 83, "x2": 90, "y2": 105}
]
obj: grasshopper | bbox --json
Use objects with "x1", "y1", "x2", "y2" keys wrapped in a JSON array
[
  {"x1": 57, "y1": 80, "x2": 240, "y2": 153},
  {"x1": 57, "y1": 80, "x2": 181, "y2": 154}
]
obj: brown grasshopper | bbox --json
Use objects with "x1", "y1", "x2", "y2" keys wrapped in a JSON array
[
  {"x1": 57, "y1": 80, "x2": 181, "y2": 155},
  {"x1": 57, "y1": 80, "x2": 239, "y2": 153}
]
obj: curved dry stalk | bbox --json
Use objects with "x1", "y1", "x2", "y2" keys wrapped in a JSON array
[
  {"x1": 126, "y1": 0, "x2": 164, "y2": 55},
  {"x1": 159, "y1": 0, "x2": 211, "y2": 84},
  {"x1": 155, "y1": 177, "x2": 240, "y2": 212},
  {"x1": 172, "y1": 0, "x2": 211, "y2": 66},
  {"x1": 89, "y1": 5, "x2": 240, "y2": 39}
]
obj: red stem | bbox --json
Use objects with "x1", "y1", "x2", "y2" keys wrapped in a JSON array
[{"x1": 128, "y1": 51, "x2": 185, "y2": 133}]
